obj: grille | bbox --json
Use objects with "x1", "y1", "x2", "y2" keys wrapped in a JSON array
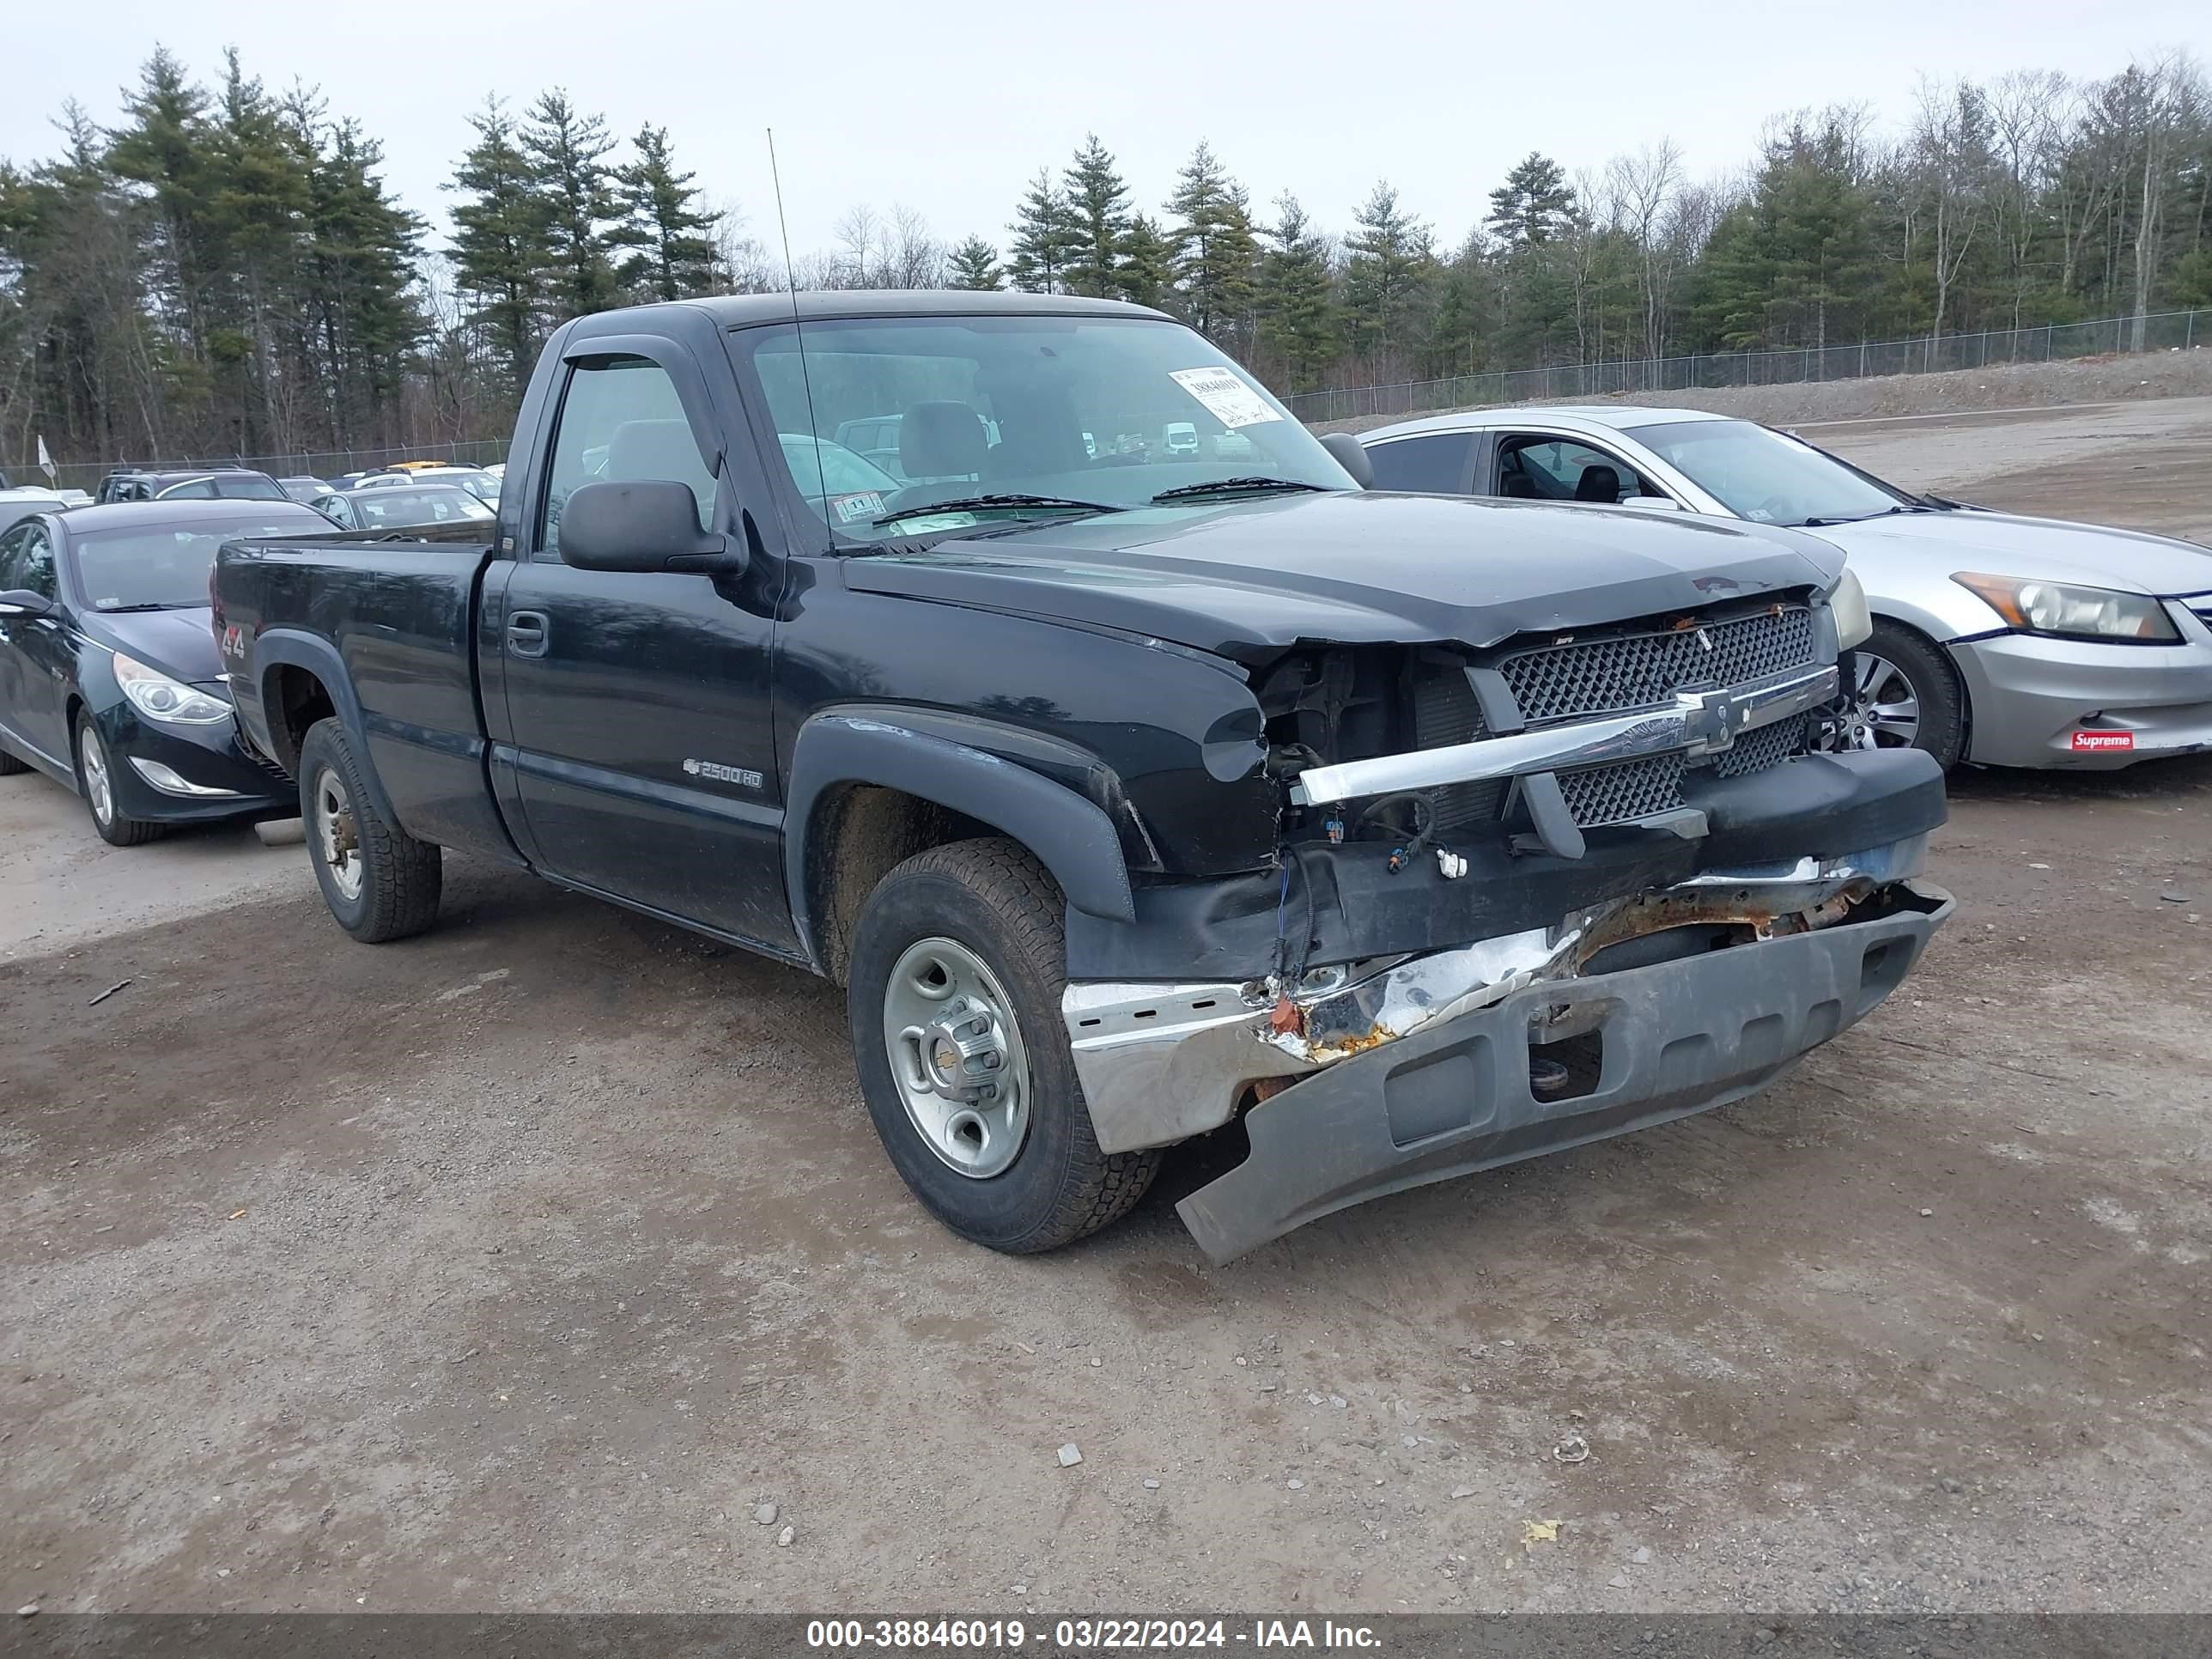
[
  {"x1": 1410, "y1": 666, "x2": 1506, "y2": 832},
  {"x1": 1499, "y1": 605, "x2": 1815, "y2": 725},
  {"x1": 1559, "y1": 752, "x2": 1687, "y2": 828},
  {"x1": 1711, "y1": 712, "x2": 1808, "y2": 780}
]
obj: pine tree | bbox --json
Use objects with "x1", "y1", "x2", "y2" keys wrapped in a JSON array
[
  {"x1": 447, "y1": 96, "x2": 547, "y2": 392},
  {"x1": 1115, "y1": 214, "x2": 1174, "y2": 308},
  {"x1": 301, "y1": 112, "x2": 425, "y2": 441},
  {"x1": 611, "y1": 124, "x2": 718, "y2": 302},
  {"x1": 1063, "y1": 133, "x2": 1131, "y2": 298},
  {"x1": 946, "y1": 235, "x2": 1002, "y2": 289},
  {"x1": 106, "y1": 49, "x2": 216, "y2": 361},
  {"x1": 1486, "y1": 152, "x2": 1577, "y2": 248},
  {"x1": 1342, "y1": 180, "x2": 1434, "y2": 364},
  {"x1": 1166, "y1": 141, "x2": 1258, "y2": 343},
  {"x1": 1254, "y1": 194, "x2": 1340, "y2": 390},
  {"x1": 520, "y1": 88, "x2": 620, "y2": 320},
  {"x1": 1006, "y1": 168, "x2": 1081, "y2": 293}
]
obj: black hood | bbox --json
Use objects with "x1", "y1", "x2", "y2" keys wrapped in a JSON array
[
  {"x1": 82, "y1": 605, "x2": 223, "y2": 687},
  {"x1": 842, "y1": 492, "x2": 1844, "y2": 661}
]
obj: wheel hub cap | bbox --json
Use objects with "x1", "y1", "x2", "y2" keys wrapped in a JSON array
[
  {"x1": 1828, "y1": 652, "x2": 1919, "y2": 751},
  {"x1": 314, "y1": 770, "x2": 365, "y2": 902},
  {"x1": 883, "y1": 938, "x2": 1031, "y2": 1180}
]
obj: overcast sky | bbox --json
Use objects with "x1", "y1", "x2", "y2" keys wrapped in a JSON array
[{"x1": 5, "y1": 0, "x2": 2206, "y2": 259}]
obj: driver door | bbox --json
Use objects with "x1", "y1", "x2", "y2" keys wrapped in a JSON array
[
  {"x1": 0, "y1": 522, "x2": 70, "y2": 769},
  {"x1": 493, "y1": 341, "x2": 797, "y2": 956}
]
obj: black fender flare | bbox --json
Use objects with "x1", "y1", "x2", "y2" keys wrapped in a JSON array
[
  {"x1": 784, "y1": 710, "x2": 1136, "y2": 970},
  {"x1": 252, "y1": 629, "x2": 399, "y2": 826}
]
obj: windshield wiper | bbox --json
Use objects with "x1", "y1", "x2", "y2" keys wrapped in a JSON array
[
  {"x1": 94, "y1": 603, "x2": 181, "y2": 613},
  {"x1": 1151, "y1": 477, "x2": 1332, "y2": 502},
  {"x1": 1796, "y1": 504, "x2": 1932, "y2": 528},
  {"x1": 872, "y1": 494, "x2": 1124, "y2": 527}
]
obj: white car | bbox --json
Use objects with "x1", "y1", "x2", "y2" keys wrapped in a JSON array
[{"x1": 1358, "y1": 406, "x2": 2212, "y2": 769}]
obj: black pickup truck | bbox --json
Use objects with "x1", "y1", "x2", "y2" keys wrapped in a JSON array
[{"x1": 213, "y1": 291, "x2": 1952, "y2": 1262}]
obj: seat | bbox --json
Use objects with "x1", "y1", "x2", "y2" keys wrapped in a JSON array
[
  {"x1": 1500, "y1": 471, "x2": 1539, "y2": 498},
  {"x1": 1574, "y1": 464, "x2": 1622, "y2": 502},
  {"x1": 899, "y1": 402, "x2": 987, "y2": 480}
]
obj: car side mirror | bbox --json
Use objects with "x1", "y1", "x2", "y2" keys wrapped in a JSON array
[
  {"x1": 1620, "y1": 495, "x2": 1680, "y2": 510},
  {"x1": 0, "y1": 588, "x2": 53, "y2": 617},
  {"x1": 558, "y1": 480, "x2": 746, "y2": 575},
  {"x1": 1317, "y1": 431, "x2": 1375, "y2": 489}
]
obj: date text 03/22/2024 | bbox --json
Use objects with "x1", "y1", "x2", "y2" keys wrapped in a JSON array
[{"x1": 804, "y1": 1619, "x2": 1382, "y2": 1650}]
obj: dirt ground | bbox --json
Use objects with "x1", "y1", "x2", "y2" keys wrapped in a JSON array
[{"x1": 4, "y1": 401, "x2": 2210, "y2": 1617}]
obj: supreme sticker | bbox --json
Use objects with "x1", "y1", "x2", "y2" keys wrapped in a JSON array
[{"x1": 2070, "y1": 731, "x2": 2135, "y2": 752}]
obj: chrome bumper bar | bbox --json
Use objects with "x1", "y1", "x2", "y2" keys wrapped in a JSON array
[
  {"x1": 1289, "y1": 661, "x2": 1839, "y2": 806},
  {"x1": 1065, "y1": 832, "x2": 1924, "y2": 1155}
]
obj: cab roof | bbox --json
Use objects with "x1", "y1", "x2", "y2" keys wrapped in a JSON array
[{"x1": 594, "y1": 290, "x2": 1175, "y2": 331}]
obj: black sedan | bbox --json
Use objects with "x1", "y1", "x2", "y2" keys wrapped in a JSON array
[{"x1": 0, "y1": 500, "x2": 330, "y2": 845}]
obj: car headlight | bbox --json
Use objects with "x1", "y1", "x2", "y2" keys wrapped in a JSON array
[
  {"x1": 1827, "y1": 566, "x2": 1872, "y2": 650},
  {"x1": 1951, "y1": 573, "x2": 2181, "y2": 643},
  {"x1": 113, "y1": 652, "x2": 234, "y2": 724}
]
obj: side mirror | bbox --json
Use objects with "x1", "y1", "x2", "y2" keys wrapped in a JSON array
[
  {"x1": 1318, "y1": 431, "x2": 1375, "y2": 489},
  {"x1": 558, "y1": 480, "x2": 745, "y2": 575},
  {"x1": 0, "y1": 588, "x2": 53, "y2": 617},
  {"x1": 1620, "y1": 495, "x2": 1681, "y2": 510}
]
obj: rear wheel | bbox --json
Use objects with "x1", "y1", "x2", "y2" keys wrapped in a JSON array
[
  {"x1": 74, "y1": 713, "x2": 162, "y2": 846},
  {"x1": 847, "y1": 838, "x2": 1159, "y2": 1254},
  {"x1": 1825, "y1": 621, "x2": 1966, "y2": 770},
  {"x1": 298, "y1": 717, "x2": 442, "y2": 941}
]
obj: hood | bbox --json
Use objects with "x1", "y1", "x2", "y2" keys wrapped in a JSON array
[
  {"x1": 1815, "y1": 508, "x2": 2212, "y2": 599},
  {"x1": 842, "y1": 493, "x2": 1842, "y2": 661},
  {"x1": 82, "y1": 605, "x2": 225, "y2": 688}
]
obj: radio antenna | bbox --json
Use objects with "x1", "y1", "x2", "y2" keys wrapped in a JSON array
[{"x1": 766, "y1": 128, "x2": 830, "y2": 528}]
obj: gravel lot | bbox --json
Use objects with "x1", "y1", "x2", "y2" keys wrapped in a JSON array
[{"x1": 4, "y1": 400, "x2": 2209, "y2": 1617}]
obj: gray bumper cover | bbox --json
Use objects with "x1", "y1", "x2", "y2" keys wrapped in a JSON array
[{"x1": 1176, "y1": 884, "x2": 1952, "y2": 1263}]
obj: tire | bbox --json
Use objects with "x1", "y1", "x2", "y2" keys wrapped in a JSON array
[
  {"x1": 74, "y1": 713, "x2": 163, "y2": 846},
  {"x1": 1828, "y1": 621, "x2": 1966, "y2": 770},
  {"x1": 0, "y1": 742, "x2": 27, "y2": 775},
  {"x1": 847, "y1": 837, "x2": 1160, "y2": 1254},
  {"x1": 297, "y1": 716, "x2": 442, "y2": 942}
]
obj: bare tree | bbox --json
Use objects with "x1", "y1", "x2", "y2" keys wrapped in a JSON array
[
  {"x1": 1910, "y1": 76, "x2": 1992, "y2": 362},
  {"x1": 883, "y1": 204, "x2": 945, "y2": 289},
  {"x1": 1608, "y1": 140, "x2": 1685, "y2": 362},
  {"x1": 1986, "y1": 70, "x2": 2069, "y2": 326}
]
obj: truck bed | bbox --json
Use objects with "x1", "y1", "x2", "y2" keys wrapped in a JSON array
[{"x1": 215, "y1": 527, "x2": 511, "y2": 855}]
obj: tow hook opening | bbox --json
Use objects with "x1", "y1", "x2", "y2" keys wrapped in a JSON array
[{"x1": 1531, "y1": 1030, "x2": 1604, "y2": 1103}]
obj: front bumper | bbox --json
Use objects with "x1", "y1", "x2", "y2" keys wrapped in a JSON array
[
  {"x1": 1950, "y1": 615, "x2": 2212, "y2": 769},
  {"x1": 1066, "y1": 831, "x2": 1950, "y2": 1261},
  {"x1": 98, "y1": 703, "x2": 294, "y2": 825},
  {"x1": 1169, "y1": 879, "x2": 1950, "y2": 1262}
]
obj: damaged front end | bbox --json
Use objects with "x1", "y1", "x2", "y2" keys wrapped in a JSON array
[
  {"x1": 1064, "y1": 834, "x2": 1942, "y2": 1157},
  {"x1": 1061, "y1": 583, "x2": 1954, "y2": 1260}
]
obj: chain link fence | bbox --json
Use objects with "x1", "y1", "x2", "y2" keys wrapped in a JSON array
[
  {"x1": 1279, "y1": 308, "x2": 2212, "y2": 426},
  {"x1": 16, "y1": 307, "x2": 2210, "y2": 487}
]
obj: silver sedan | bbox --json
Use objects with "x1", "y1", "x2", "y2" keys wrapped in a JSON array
[{"x1": 1358, "y1": 405, "x2": 2212, "y2": 769}]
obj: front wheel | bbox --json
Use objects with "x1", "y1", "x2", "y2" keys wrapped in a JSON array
[
  {"x1": 74, "y1": 713, "x2": 162, "y2": 846},
  {"x1": 1823, "y1": 622, "x2": 1966, "y2": 770},
  {"x1": 846, "y1": 838, "x2": 1159, "y2": 1254},
  {"x1": 297, "y1": 717, "x2": 442, "y2": 941}
]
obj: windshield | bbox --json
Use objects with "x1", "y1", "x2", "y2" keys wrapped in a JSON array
[
  {"x1": 344, "y1": 488, "x2": 495, "y2": 530},
  {"x1": 1633, "y1": 420, "x2": 1913, "y2": 526},
  {"x1": 737, "y1": 313, "x2": 1352, "y2": 544},
  {"x1": 69, "y1": 513, "x2": 320, "y2": 610}
]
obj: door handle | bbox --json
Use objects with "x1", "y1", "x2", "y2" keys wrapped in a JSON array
[{"x1": 507, "y1": 611, "x2": 550, "y2": 658}]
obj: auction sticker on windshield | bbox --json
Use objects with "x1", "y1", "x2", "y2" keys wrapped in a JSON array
[{"x1": 1170, "y1": 367, "x2": 1282, "y2": 429}]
